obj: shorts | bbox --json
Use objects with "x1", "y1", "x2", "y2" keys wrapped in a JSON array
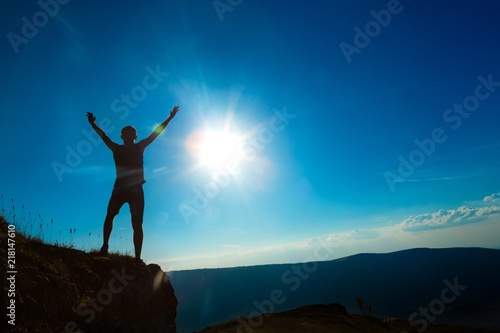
[{"x1": 106, "y1": 185, "x2": 144, "y2": 224}]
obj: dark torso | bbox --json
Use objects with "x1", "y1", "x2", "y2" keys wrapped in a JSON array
[{"x1": 113, "y1": 144, "x2": 145, "y2": 188}]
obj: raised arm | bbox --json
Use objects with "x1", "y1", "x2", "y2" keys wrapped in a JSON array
[
  {"x1": 141, "y1": 105, "x2": 180, "y2": 147},
  {"x1": 87, "y1": 112, "x2": 117, "y2": 150}
]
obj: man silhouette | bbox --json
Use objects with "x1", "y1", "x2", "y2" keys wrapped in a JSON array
[{"x1": 87, "y1": 105, "x2": 180, "y2": 262}]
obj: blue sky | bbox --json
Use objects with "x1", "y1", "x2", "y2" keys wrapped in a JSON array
[{"x1": 1, "y1": 0, "x2": 500, "y2": 270}]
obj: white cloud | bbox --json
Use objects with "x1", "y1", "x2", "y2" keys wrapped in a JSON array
[
  {"x1": 484, "y1": 193, "x2": 500, "y2": 202},
  {"x1": 400, "y1": 193, "x2": 500, "y2": 231}
]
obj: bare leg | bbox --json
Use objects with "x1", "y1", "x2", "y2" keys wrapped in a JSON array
[
  {"x1": 100, "y1": 213, "x2": 115, "y2": 253},
  {"x1": 102, "y1": 188, "x2": 121, "y2": 254},
  {"x1": 130, "y1": 186, "x2": 145, "y2": 261},
  {"x1": 132, "y1": 222, "x2": 143, "y2": 260}
]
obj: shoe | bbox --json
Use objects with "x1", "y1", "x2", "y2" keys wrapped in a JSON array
[{"x1": 98, "y1": 244, "x2": 108, "y2": 256}]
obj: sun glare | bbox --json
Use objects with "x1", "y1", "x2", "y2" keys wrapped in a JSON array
[{"x1": 187, "y1": 129, "x2": 241, "y2": 170}]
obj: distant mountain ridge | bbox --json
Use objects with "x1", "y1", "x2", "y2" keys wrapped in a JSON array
[{"x1": 170, "y1": 247, "x2": 500, "y2": 332}]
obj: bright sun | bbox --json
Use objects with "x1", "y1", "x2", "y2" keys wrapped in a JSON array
[{"x1": 187, "y1": 129, "x2": 241, "y2": 170}]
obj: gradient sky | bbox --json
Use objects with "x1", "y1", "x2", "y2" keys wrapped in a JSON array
[{"x1": 1, "y1": 0, "x2": 500, "y2": 271}]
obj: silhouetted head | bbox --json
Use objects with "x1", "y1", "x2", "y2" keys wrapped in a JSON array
[{"x1": 121, "y1": 126, "x2": 137, "y2": 144}]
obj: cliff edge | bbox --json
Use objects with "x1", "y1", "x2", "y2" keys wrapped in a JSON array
[{"x1": 1, "y1": 217, "x2": 177, "y2": 333}]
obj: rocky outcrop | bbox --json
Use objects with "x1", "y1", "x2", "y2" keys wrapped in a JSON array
[
  {"x1": 1, "y1": 218, "x2": 177, "y2": 333},
  {"x1": 198, "y1": 303, "x2": 500, "y2": 333}
]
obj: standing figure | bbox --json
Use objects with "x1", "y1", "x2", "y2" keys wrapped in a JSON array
[{"x1": 87, "y1": 106, "x2": 180, "y2": 262}]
